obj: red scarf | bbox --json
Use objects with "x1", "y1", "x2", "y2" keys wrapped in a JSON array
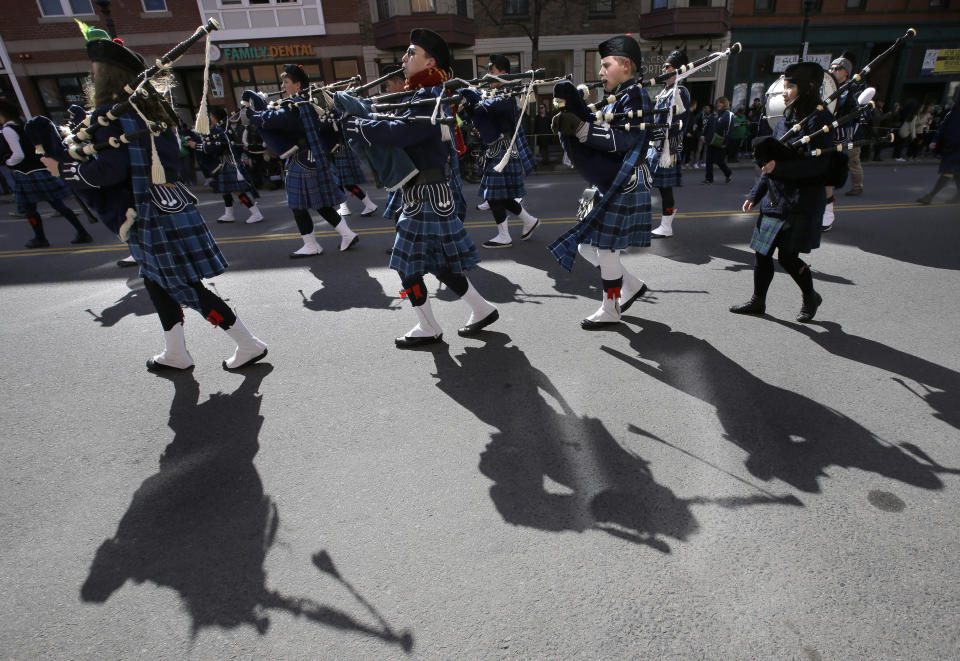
[{"x1": 405, "y1": 67, "x2": 465, "y2": 155}]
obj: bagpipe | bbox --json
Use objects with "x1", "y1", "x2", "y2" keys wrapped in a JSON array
[
  {"x1": 555, "y1": 43, "x2": 742, "y2": 114},
  {"x1": 58, "y1": 18, "x2": 220, "y2": 153},
  {"x1": 778, "y1": 28, "x2": 916, "y2": 143}
]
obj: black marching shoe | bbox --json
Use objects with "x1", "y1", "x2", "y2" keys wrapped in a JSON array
[
  {"x1": 395, "y1": 333, "x2": 443, "y2": 348},
  {"x1": 458, "y1": 309, "x2": 499, "y2": 337},
  {"x1": 24, "y1": 237, "x2": 50, "y2": 249},
  {"x1": 796, "y1": 292, "x2": 822, "y2": 323},
  {"x1": 729, "y1": 297, "x2": 766, "y2": 315},
  {"x1": 71, "y1": 232, "x2": 94, "y2": 244}
]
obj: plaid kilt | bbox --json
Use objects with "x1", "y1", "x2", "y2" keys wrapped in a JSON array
[
  {"x1": 749, "y1": 214, "x2": 787, "y2": 256},
  {"x1": 478, "y1": 151, "x2": 526, "y2": 201},
  {"x1": 647, "y1": 147, "x2": 682, "y2": 188},
  {"x1": 286, "y1": 159, "x2": 345, "y2": 210},
  {"x1": 384, "y1": 190, "x2": 402, "y2": 220},
  {"x1": 13, "y1": 169, "x2": 70, "y2": 213},
  {"x1": 389, "y1": 201, "x2": 480, "y2": 280},
  {"x1": 127, "y1": 205, "x2": 228, "y2": 310},
  {"x1": 214, "y1": 160, "x2": 255, "y2": 194},
  {"x1": 333, "y1": 148, "x2": 366, "y2": 186},
  {"x1": 517, "y1": 129, "x2": 537, "y2": 176}
]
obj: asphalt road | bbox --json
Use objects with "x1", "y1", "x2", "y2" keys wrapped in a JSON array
[{"x1": 1, "y1": 161, "x2": 959, "y2": 660}]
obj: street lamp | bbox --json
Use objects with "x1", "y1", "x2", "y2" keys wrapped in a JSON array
[
  {"x1": 94, "y1": 0, "x2": 118, "y2": 39},
  {"x1": 797, "y1": 0, "x2": 817, "y2": 61}
]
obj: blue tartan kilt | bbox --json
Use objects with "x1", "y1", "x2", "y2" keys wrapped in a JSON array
[
  {"x1": 127, "y1": 205, "x2": 227, "y2": 295},
  {"x1": 13, "y1": 169, "x2": 70, "y2": 213},
  {"x1": 384, "y1": 190, "x2": 402, "y2": 220},
  {"x1": 749, "y1": 214, "x2": 787, "y2": 256},
  {"x1": 582, "y1": 185, "x2": 653, "y2": 251},
  {"x1": 647, "y1": 148, "x2": 683, "y2": 188},
  {"x1": 334, "y1": 148, "x2": 366, "y2": 186},
  {"x1": 285, "y1": 160, "x2": 344, "y2": 210},
  {"x1": 478, "y1": 153, "x2": 525, "y2": 201},
  {"x1": 517, "y1": 133, "x2": 537, "y2": 176},
  {"x1": 389, "y1": 202, "x2": 480, "y2": 280},
  {"x1": 214, "y1": 161, "x2": 255, "y2": 194}
]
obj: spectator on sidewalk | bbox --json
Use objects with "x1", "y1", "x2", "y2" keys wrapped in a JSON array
[
  {"x1": 533, "y1": 103, "x2": 553, "y2": 165},
  {"x1": 703, "y1": 97, "x2": 733, "y2": 184},
  {"x1": 691, "y1": 103, "x2": 711, "y2": 168}
]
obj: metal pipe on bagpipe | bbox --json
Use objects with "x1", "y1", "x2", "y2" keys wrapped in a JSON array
[
  {"x1": 788, "y1": 90, "x2": 876, "y2": 148},
  {"x1": 606, "y1": 120, "x2": 684, "y2": 132},
  {"x1": 65, "y1": 19, "x2": 221, "y2": 145},
  {"x1": 780, "y1": 28, "x2": 916, "y2": 143},
  {"x1": 371, "y1": 95, "x2": 465, "y2": 112},
  {"x1": 807, "y1": 133, "x2": 894, "y2": 157},
  {"x1": 467, "y1": 68, "x2": 547, "y2": 87},
  {"x1": 348, "y1": 68, "x2": 404, "y2": 94},
  {"x1": 367, "y1": 112, "x2": 459, "y2": 126},
  {"x1": 66, "y1": 123, "x2": 167, "y2": 160}
]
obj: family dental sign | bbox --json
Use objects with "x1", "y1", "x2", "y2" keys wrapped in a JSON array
[{"x1": 222, "y1": 44, "x2": 316, "y2": 61}]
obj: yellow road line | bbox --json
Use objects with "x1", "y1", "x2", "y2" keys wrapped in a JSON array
[{"x1": 0, "y1": 201, "x2": 952, "y2": 259}]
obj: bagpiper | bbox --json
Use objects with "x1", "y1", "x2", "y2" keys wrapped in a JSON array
[
  {"x1": 187, "y1": 106, "x2": 264, "y2": 224},
  {"x1": 648, "y1": 50, "x2": 692, "y2": 238},
  {"x1": 39, "y1": 22, "x2": 266, "y2": 370},
  {"x1": 0, "y1": 102, "x2": 92, "y2": 248},
  {"x1": 548, "y1": 35, "x2": 653, "y2": 328},
  {"x1": 342, "y1": 29, "x2": 498, "y2": 347},
  {"x1": 458, "y1": 54, "x2": 539, "y2": 249},
  {"x1": 247, "y1": 64, "x2": 358, "y2": 257},
  {"x1": 730, "y1": 62, "x2": 836, "y2": 322}
]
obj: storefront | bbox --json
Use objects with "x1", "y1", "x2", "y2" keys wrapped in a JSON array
[{"x1": 211, "y1": 40, "x2": 363, "y2": 107}]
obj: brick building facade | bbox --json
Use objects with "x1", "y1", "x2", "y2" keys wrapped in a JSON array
[{"x1": 727, "y1": 0, "x2": 960, "y2": 109}]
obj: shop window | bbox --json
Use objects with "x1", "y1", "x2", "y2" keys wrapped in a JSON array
[
  {"x1": 476, "y1": 53, "x2": 521, "y2": 74},
  {"x1": 503, "y1": 0, "x2": 528, "y2": 16},
  {"x1": 538, "y1": 51, "x2": 571, "y2": 81},
  {"x1": 253, "y1": 64, "x2": 281, "y2": 87},
  {"x1": 457, "y1": 0, "x2": 468, "y2": 15},
  {"x1": 411, "y1": 0, "x2": 436, "y2": 11},
  {"x1": 333, "y1": 59, "x2": 360, "y2": 80},
  {"x1": 220, "y1": 0, "x2": 300, "y2": 5},
  {"x1": 585, "y1": 50, "x2": 601, "y2": 82},
  {"x1": 754, "y1": 0, "x2": 775, "y2": 11},
  {"x1": 652, "y1": 0, "x2": 668, "y2": 9},
  {"x1": 589, "y1": 0, "x2": 613, "y2": 14},
  {"x1": 37, "y1": 0, "x2": 94, "y2": 15},
  {"x1": 33, "y1": 74, "x2": 88, "y2": 124},
  {"x1": 845, "y1": 0, "x2": 865, "y2": 8},
  {"x1": 142, "y1": 0, "x2": 167, "y2": 10},
  {"x1": 689, "y1": 0, "x2": 709, "y2": 5}
]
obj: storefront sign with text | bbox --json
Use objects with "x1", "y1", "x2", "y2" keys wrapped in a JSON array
[{"x1": 223, "y1": 44, "x2": 316, "y2": 61}]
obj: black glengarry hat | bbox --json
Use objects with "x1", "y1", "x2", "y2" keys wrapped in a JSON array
[
  {"x1": 665, "y1": 49, "x2": 689, "y2": 69},
  {"x1": 410, "y1": 28, "x2": 451, "y2": 72},
  {"x1": 281, "y1": 64, "x2": 310, "y2": 88},
  {"x1": 598, "y1": 35, "x2": 643, "y2": 73},
  {"x1": 488, "y1": 54, "x2": 511, "y2": 73},
  {"x1": 78, "y1": 19, "x2": 145, "y2": 74},
  {"x1": 784, "y1": 61, "x2": 824, "y2": 93}
]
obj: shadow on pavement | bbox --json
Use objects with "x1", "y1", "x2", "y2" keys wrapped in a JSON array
[
  {"x1": 430, "y1": 332, "x2": 798, "y2": 553},
  {"x1": 79, "y1": 365, "x2": 413, "y2": 651},
  {"x1": 604, "y1": 317, "x2": 952, "y2": 494},
  {"x1": 300, "y1": 261, "x2": 398, "y2": 312},
  {"x1": 85, "y1": 279, "x2": 154, "y2": 327},
  {"x1": 766, "y1": 318, "x2": 960, "y2": 435}
]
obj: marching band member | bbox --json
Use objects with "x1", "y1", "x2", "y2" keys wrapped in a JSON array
[
  {"x1": 458, "y1": 54, "x2": 539, "y2": 249},
  {"x1": 730, "y1": 62, "x2": 835, "y2": 323},
  {"x1": 249, "y1": 64, "x2": 358, "y2": 257},
  {"x1": 44, "y1": 23, "x2": 266, "y2": 370},
  {"x1": 343, "y1": 29, "x2": 498, "y2": 347},
  {"x1": 548, "y1": 34, "x2": 653, "y2": 329},
  {"x1": 0, "y1": 101, "x2": 93, "y2": 248},
  {"x1": 187, "y1": 106, "x2": 264, "y2": 224},
  {"x1": 829, "y1": 53, "x2": 866, "y2": 201},
  {"x1": 333, "y1": 143, "x2": 379, "y2": 217},
  {"x1": 917, "y1": 91, "x2": 960, "y2": 205},
  {"x1": 649, "y1": 50, "x2": 692, "y2": 238}
]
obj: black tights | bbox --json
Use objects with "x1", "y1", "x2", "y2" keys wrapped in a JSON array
[
  {"x1": 488, "y1": 199, "x2": 521, "y2": 224},
  {"x1": 223, "y1": 193, "x2": 255, "y2": 208},
  {"x1": 142, "y1": 277, "x2": 236, "y2": 331},
  {"x1": 753, "y1": 249, "x2": 815, "y2": 301},
  {"x1": 291, "y1": 207, "x2": 341, "y2": 235},
  {"x1": 658, "y1": 187, "x2": 675, "y2": 215},
  {"x1": 399, "y1": 271, "x2": 468, "y2": 307},
  {"x1": 341, "y1": 184, "x2": 366, "y2": 200},
  {"x1": 24, "y1": 200, "x2": 86, "y2": 237}
]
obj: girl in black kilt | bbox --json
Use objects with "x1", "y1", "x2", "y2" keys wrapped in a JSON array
[
  {"x1": 730, "y1": 62, "x2": 836, "y2": 323},
  {"x1": 0, "y1": 102, "x2": 92, "y2": 248},
  {"x1": 42, "y1": 23, "x2": 267, "y2": 371}
]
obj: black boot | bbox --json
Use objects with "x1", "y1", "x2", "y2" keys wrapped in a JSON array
[
  {"x1": 25, "y1": 216, "x2": 49, "y2": 248},
  {"x1": 918, "y1": 175, "x2": 950, "y2": 205},
  {"x1": 730, "y1": 296, "x2": 766, "y2": 315},
  {"x1": 797, "y1": 292, "x2": 822, "y2": 323},
  {"x1": 71, "y1": 231, "x2": 94, "y2": 244}
]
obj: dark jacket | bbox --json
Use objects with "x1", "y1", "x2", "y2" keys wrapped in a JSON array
[
  {"x1": 748, "y1": 107, "x2": 835, "y2": 253},
  {"x1": 704, "y1": 109, "x2": 733, "y2": 146}
]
